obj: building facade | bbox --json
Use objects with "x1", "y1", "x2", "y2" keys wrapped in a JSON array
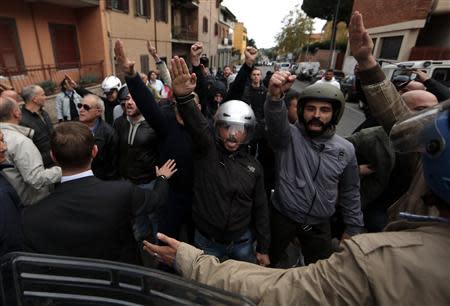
[
  {"x1": 233, "y1": 22, "x2": 247, "y2": 63},
  {"x1": 217, "y1": 5, "x2": 235, "y2": 69}
]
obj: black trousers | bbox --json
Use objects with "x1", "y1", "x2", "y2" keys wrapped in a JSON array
[{"x1": 269, "y1": 205, "x2": 332, "y2": 266}]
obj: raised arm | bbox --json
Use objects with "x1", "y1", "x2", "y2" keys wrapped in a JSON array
[
  {"x1": 349, "y1": 11, "x2": 411, "y2": 133},
  {"x1": 170, "y1": 56, "x2": 214, "y2": 156},
  {"x1": 148, "y1": 41, "x2": 172, "y2": 87},
  {"x1": 189, "y1": 42, "x2": 209, "y2": 116},
  {"x1": 64, "y1": 74, "x2": 93, "y2": 97},
  {"x1": 264, "y1": 71, "x2": 296, "y2": 149},
  {"x1": 224, "y1": 47, "x2": 258, "y2": 102},
  {"x1": 115, "y1": 40, "x2": 168, "y2": 139}
]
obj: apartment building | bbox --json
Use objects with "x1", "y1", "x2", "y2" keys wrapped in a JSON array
[
  {"x1": 233, "y1": 22, "x2": 247, "y2": 62},
  {"x1": 217, "y1": 4, "x2": 236, "y2": 69},
  {"x1": 0, "y1": 0, "x2": 171, "y2": 92}
]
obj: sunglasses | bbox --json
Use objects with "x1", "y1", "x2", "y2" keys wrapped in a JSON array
[{"x1": 77, "y1": 103, "x2": 94, "y2": 111}]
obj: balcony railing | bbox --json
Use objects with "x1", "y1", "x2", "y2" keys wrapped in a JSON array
[
  {"x1": 0, "y1": 61, "x2": 104, "y2": 95},
  {"x1": 409, "y1": 47, "x2": 450, "y2": 60},
  {"x1": 172, "y1": 26, "x2": 198, "y2": 41}
]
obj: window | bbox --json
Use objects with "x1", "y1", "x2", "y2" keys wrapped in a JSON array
[
  {"x1": 203, "y1": 17, "x2": 208, "y2": 33},
  {"x1": 0, "y1": 17, "x2": 25, "y2": 74},
  {"x1": 379, "y1": 36, "x2": 403, "y2": 60},
  {"x1": 49, "y1": 23, "x2": 80, "y2": 69},
  {"x1": 140, "y1": 54, "x2": 149, "y2": 75},
  {"x1": 155, "y1": 0, "x2": 168, "y2": 22},
  {"x1": 136, "y1": 0, "x2": 150, "y2": 17},
  {"x1": 214, "y1": 22, "x2": 218, "y2": 36},
  {"x1": 432, "y1": 68, "x2": 450, "y2": 87},
  {"x1": 106, "y1": 0, "x2": 129, "y2": 12}
]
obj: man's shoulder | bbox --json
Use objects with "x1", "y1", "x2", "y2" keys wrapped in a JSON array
[{"x1": 330, "y1": 134, "x2": 355, "y2": 153}]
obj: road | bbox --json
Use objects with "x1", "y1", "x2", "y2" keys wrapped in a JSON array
[{"x1": 256, "y1": 65, "x2": 365, "y2": 136}]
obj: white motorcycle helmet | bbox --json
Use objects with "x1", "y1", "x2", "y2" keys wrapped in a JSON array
[
  {"x1": 214, "y1": 100, "x2": 256, "y2": 145},
  {"x1": 101, "y1": 76, "x2": 122, "y2": 94}
]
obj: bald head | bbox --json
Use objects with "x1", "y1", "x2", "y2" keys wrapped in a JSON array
[
  {"x1": 0, "y1": 97, "x2": 21, "y2": 123},
  {"x1": 0, "y1": 90, "x2": 21, "y2": 103},
  {"x1": 401, "y1": 90, "x2": 438, "y2": 112},
  {"x1": 400, "y1": 81, "x2": 426, "y2": 93}
]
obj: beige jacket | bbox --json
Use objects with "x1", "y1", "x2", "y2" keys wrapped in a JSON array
[
  {"x1": 176, "y1": 220, "x2": 450, "y2": 305},
  {"x1": 359, "y1": 66, "x2": 437, "y2": 220},
  {"x1": 0, "y1": 123, "x2": 61, "y2": 205}
]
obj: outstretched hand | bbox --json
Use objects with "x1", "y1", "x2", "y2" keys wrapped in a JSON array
[
  {"x1": 348, "y1": 11, "x2": 377, "y2": 69},
  {"x1": 170, "y1": 56, "x2": 197, "y2": 97},
  {"x1": 64, "y1": 74, "x2": 78, "y2": 88},
  {"x1": 155, "y1": 159, "x2": 177, "y2": 179},
  {"x1": 244, "y1": 46, "x2": 258, "y2": 67},
  {"x1": 190, "y1": 42, "x2": 203, "y2": 67},
  {"x1": 268, "y1": 71, "x2": 296, "y2": 100},
  {"x1": 143, "y1": 233, "x2": 181, "y2": 266},
  {"x1": 114, "y1": 39, "x2": 136, "y2": 76}
]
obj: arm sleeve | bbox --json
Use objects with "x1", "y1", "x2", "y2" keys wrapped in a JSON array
[
  {"x1": 359, "y1": 65, "x2": 412, "y2": 133},
  {"x1": 263, "y1": 95, "x2": 292, "y2": 149},
  {"x1": 13, "y1": 138, "x2": 61, "y2": 189},
  {"x1": 156, "y1": 61, "x2": 172, "y2": 87},
  {"x1": 177, "y1": 96, "x2": 214, "y2": 156},
  {"x1": 125, "y1": 73, "x2": 168, "y2": 139},
  {"x1": 74, "y1": 86, "x2": 93, "y2": 97},
  {"x1": 338, "y1": 150, "x2": 364, "y2": 235},
  {"x1": 252, "y1": 167, "x2": 270, "y2": 254},
  {"x1": 131, "y1": 177, "x2": 170, "y2": 217},
  {"x1": 176, "y1": 241, "x2": 371, "y2": 306},
  {"x1": 224, "y1": 63, "x2": 252, "y2": 102},
  {"x1": 424, "y1": 78, "x2": 450, "y2": 102},
  {"x1": 192, "y1": 65, "x2": 208, "y2": 117},
  {"x1": 55, "y1": 95, "x2": 64, "y2": 120}
]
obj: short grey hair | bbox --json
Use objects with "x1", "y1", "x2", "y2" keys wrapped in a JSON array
[
  {"x1": 0, "y1": 97, "x2": 19, "y2": 122},
  {"x1": 84, "y1": 94, "x2": 104, "y2": 114},
  {"x1": 21, "y1": 85, "x2": 41, "y2": 103}
]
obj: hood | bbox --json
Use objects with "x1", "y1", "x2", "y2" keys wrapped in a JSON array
[{"x1": 0, "y1": 122, "x2": 34, "y2": 139}]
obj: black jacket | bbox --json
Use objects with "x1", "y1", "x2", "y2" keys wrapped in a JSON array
[
  {"x1": 177, "y1": 96, "x2": 270, "y2": 253},
  {"x1": 114, "y1": 116, "x2": 158, "y2": 185},
  {"x1": 91, "y1": 119, "x2": 118, "y2": 180},
  {"x1": 0, "y1": 165, "x2": 23, "y2": 256},
  {"x1": 242, "y1": 83, "x2": 267, "y2": 140},
  {"x1": 20, "y1": 107, "x2": 54, "y2": 168},
  {"x1": 75, "y1": 87, "x2": 119, "y2": 125},
  {"x1": 424, "y1": 78, "x2": 450, "y2": 102},
  {"x1": 22, "y1": 175, "x2": 169, "y2": 264},
  {"x1": 125, "y1": 73, "x2": 194, "y2": 193}
]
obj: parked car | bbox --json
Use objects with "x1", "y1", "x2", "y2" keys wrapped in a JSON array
[
  {"x1": 0, "y1": 252, "x2": 256, "y2": 306},
  {"x1": 277, "y1": 62, "x2": 291, "y2": 72},
  {"x1": 341, "y1": 74, "x2": 359, "y2": 102}
]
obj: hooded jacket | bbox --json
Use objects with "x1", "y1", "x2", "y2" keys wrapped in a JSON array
[
  {"x1": 264, "y1": 96, "x2": 363, "y2": 234},
  {"x1": 0, "y1": 123, "x2": 61, "y2": 205}
]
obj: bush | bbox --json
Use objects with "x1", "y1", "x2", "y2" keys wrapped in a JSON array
[
  {"x1": 79, "y1": 75, "x2": 98, "y2": 86},
  {"x1": 38, "y1": 80, "x2": 57, "y2": 95}
]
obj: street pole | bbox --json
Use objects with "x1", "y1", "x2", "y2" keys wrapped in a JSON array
[{"x1": 329, "y1": 0, "x2": 341, "y2": 69}]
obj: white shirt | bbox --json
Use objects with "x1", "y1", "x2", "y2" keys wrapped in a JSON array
[
  {"x1": 315, "y1": 77, "x2": 341, "y2": 89},
  {"x1": 149, "y1": 79, "x2": 164, "y2": 95},
  {"x1": 61, "y1": 170, "x2": 94, "y2": 183}
]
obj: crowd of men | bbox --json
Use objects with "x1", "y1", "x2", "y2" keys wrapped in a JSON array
[{"x1": 1, "y1": 11, "x2": 450, "y2": 305}]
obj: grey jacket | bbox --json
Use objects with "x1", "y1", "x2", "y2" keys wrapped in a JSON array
[
  {"x1": 0, "y1": 123, "x2": 61, "y2": 205},
  {"x1": 264, "y1": 97, "x2": 363, "y2": 234}
]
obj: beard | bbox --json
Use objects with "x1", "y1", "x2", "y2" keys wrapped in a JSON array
[{"x1": 303, "y1": 117, "x2": 330, "y2": 137}]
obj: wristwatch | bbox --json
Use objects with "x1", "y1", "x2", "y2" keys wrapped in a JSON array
[{"x1": 158, "y1": 175, "x2": 167, "y2": 180}]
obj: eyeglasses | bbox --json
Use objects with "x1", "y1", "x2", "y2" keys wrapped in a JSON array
[{"x1": 77, "y1": 103, "x2": 93, "y2": 111}]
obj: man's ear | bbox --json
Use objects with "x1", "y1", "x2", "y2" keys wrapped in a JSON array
[
  {"x1": 92, "y1": 144, "x2": 98, "y2": 159},
  {"x1": 50, "y1": 150, "x2": 57, "y2": 163}
]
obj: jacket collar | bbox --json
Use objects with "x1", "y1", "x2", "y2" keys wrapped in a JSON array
[{"x1": 0, "y1": 122, "x2": 34, "y2": 138}]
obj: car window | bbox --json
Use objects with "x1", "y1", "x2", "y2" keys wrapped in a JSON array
[{"x1": 432, "y1": 68, "x2": 450, "y2": 87}]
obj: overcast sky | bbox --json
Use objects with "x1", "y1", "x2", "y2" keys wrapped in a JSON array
[{"x1": 221, "y1": 0, "x2": 326, "y2": 49}]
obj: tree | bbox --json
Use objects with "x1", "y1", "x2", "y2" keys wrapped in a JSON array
[
  {"x1": 301, "y1": 0, "x2": 354, "y2": 24},
  {"x1": 275, "y1": 5, "x2": 314, "y2": 57}
]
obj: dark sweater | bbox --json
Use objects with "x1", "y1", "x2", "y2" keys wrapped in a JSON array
[{"x1": 125, "y1": 73, "x2": 194, "y2": 193}]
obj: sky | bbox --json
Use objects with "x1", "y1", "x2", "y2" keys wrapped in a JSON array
[{"x1": 221, "y1": 0, "x2": 326, "y2": 49}]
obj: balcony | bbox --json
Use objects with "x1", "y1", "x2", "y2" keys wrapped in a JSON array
[
  {"x1": 171, "y1": 2, "x2": 198, "y2": 42},
  {"x1": 26, "y1": 0, "x2": 99, "y2": 8},
  {"x1": 172, "y1": 26, "x2": 198, "y2": 42}
]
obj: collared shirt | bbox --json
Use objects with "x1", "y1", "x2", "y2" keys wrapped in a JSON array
[{"x1": 61, "y1": 170, "x2": 94, "y2": 184}]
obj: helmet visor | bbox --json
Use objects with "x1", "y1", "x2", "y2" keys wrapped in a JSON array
[
  {"x1": 215, "y1": 121, "x2": 253, "y2": 144},
  {"x1": 390, "y1": 100, "x2": 450, "y2": 153}
]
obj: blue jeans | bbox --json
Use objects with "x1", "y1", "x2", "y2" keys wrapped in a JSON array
[
  {"x1": 194, "y1": 229, "x2": 256, "y2": 263},
  {"x1": 133, "y1": 180, "x2": 156, "y2": 241}
]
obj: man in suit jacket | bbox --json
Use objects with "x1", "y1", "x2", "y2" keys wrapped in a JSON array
[{"x1": 22, "y1": 122, "x2": 177, "y2": 264}]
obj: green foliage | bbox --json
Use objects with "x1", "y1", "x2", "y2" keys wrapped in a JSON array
[
  {"x1": 301, "y1": 0, "x2": 354, "y2": 24},
  {"x1": 275, "y1": 5, "x2": 314, "y2": 56},
  {"x1": 79, "y1": 75, "x2": 98, "y2": 86},
  {"x1": 38, "y1": 80, "x2": 57, "y2": 95}
]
